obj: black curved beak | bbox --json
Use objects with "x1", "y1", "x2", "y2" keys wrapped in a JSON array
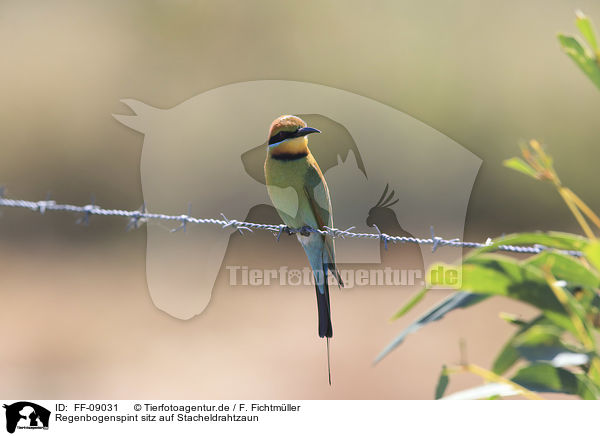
[{"x1": 295, "y1": 126, "x2": 321, "y2": 137}]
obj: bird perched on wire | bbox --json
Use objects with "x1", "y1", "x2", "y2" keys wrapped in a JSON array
[{"x1": 264, "y1": 115, "x2": 343, "y2": 385}]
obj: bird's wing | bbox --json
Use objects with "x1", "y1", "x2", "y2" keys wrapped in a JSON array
[{"x1": 304, "y1": 158, "x2": 344, "y2": 287}]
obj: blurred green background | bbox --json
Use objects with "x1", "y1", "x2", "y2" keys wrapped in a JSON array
[
  {"x1": 1, "y1": 0, "x2": 597, "y2": 399},
  {"x1": 1, "y1": 0, "x2": 600, "y2": 240}
]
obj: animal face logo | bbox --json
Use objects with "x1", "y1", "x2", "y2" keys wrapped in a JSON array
[
  {"x1": 3, "y1": 402, "x2": 50, "y2": 433},
  {"x1": 113, "y1": 80, "x2": 481, "y2": 320}
]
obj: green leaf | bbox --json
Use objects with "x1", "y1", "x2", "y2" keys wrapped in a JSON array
[
  {"x1": 390, "y1": 288, "x2": 428, "y2": 321},
  {"x1": 548, "y1": 278, "x2": 597, "y2": 350},
  {"x1": 526, "y1": 252, "x2": 600, "y2": 291},
  {"x1": 492, "y1": 315, "x2": 546, "y2": 375},
  {"x1": 583, "y1": 240, "x2": 600, "y2": 273},
  {"x1": 491, "y1": 316, "x2": 588, "y2": 374},
  {"x1": 499, "y1": 312, "x2": 528, "y2": 326},
  {"x1": 377, "y1": 231, "x2": 600, "y2": 363},
  {"x1": 374, "y1": 292, "x2": 487, "y2": 363},
  {"x1": 510, "y1": 323, "x2": 590, "y2": 367},
  {"x1": 525, "y1": 252, "x2": 598, "y2": 316},
  {"x1": 503, "y1": 157, "x2": 539, "y2": 179},
  {"x1": 492, "y1": 341, "x2": 522, "y2": 375},
  {"x1": 516, "y1": 346, "x2": 590, "y2": 367},
  {"x1": 460, "y1": 255, "x2": 566, "y2": 315},
  {"x1": 471, "y1": 232, "x2": 588, "y2": 256},
  {"x1": 558, "y1": 34, "x2": 600, "y2": 90},
  {"x1": 458, "y1": 254, "x2": 595, "y2": 338},
  {"x1": 511, "y1": 363, "x2": 600, "y2": 399},
  {"x1": 435, "y1": 365, "x2": 449, "y2": 399},
  {"x1": 513, "y1": 323, "x2": 563, "y2": 347},
  {"x1": 576, "y1": 10, "x2": 598, "y2": 52},
  {"x1": 442, "y1": 383, "x2": 520, "y2": 400}
]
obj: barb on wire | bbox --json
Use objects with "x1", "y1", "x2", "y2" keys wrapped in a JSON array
[
  {"x1": 126, "y1": 203, "x2": 147, "y2": 231},
  {"x1": 0, "y1": 196, "x2": 584, "y2": 257},
  {"x1": 76, "y1": 194, "x2": 96, "y2": 226},
  {"x1": 220, "y1": 213, "x2": 253, "y2": 235},
  {"x1": 371, "y1": 224, "x2": 390, "y2": 251},
  {"x1": 171, "y1": 202, "x2": 193, "y2": 233}
]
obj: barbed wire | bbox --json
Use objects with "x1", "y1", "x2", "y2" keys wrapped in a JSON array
[{"x1": 0, "y1": 194, "x2": 583, "y2": 257}]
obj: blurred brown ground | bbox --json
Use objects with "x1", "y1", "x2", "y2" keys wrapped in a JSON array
[
  {"x1": 1, "y1": 0, "x2": 598, "y2": 398},
  {"x1": 0, "y1": 231, "x2": 563, "y2": 399}
]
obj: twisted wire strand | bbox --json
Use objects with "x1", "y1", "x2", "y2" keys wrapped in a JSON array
[{"x1": 0, "y1": 197, "x2": 583, "y2": 257}]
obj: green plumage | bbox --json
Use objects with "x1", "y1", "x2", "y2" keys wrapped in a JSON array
[
  {"x1": 264, "y1": 115, "x2": 342, "y2": 384},
  {"x1": 265, "y1": 155, "x2": 331, "y2": 229}
]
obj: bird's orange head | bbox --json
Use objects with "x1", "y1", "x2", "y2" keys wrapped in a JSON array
[{"x1": 267, "y1": 115, "x2": 320, "y2": 149}]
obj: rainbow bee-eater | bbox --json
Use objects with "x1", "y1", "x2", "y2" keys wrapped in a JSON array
[{"x1": 264, "y1": 115, "x2": 343, "y2": 384}]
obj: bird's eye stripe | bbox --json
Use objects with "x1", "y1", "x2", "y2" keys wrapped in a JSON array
[{"x1": 268, "y1": 129, "x2": 300, "y2": 145}]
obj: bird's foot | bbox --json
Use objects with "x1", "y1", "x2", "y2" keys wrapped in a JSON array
[
  {"x1": 299, "y1": 225, "x2": 312, "y2": 237},
  {"x1": 276, "y1": 225, "x2": 294, "y2": 241}
]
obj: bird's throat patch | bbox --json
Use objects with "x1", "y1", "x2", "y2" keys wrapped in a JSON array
[{"x1": 269, "y1": 136, "x2": 309, "y2": 158}]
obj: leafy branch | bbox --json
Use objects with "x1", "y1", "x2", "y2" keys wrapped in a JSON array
[{"x1": 376, "y1": 11, "x2": 600, "y2": 400}]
